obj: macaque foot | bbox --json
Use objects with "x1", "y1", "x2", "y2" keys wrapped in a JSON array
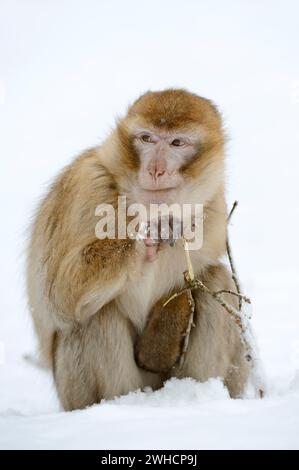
[{"x1": 135, "y1": 291, "x2": 192, "y2": 373}]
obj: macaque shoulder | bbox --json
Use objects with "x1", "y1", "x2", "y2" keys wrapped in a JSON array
[
  {"x1": 32, "y1": 147, "x2": 118, "y2": 252},
  {"x1": 69, "y1": 147, "x2": 118, "y2": 206}
]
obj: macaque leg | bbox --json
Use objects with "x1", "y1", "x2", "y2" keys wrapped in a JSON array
[
  {"x1": 171, "y1": 265, "x2": 251, "y2": 398},
  {"x1": 135, "y1": 291, "x2": 192, "y2": 373},
  {"x1": 53, "y1": 304, "x2": 161, "y2": 411},
  {"x1": 136, "y1": 264, "x2": 250, "y2": 397}
]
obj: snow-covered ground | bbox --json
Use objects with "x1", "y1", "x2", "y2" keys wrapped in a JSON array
[{"x1": 1, "y1": 0, "x2": 299, "y2": 449}]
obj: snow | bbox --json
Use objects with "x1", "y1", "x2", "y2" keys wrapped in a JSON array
[
  {"x1": 1, "y1": 376, "x2": 299, "y2": 449},
  {"x1": 1, "y1": 0, "x2": 299, "y2": 450}
]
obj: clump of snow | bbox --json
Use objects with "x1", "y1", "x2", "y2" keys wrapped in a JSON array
[
  {"x1": 1, "y1": 369, "x2": 299, "y2": 450},
  {"x1": 106, "y1": 377, "x2": 230, "y2": 407},
  {"x1": 134, "y1": 221, "x2": 149, "y2": 241}
]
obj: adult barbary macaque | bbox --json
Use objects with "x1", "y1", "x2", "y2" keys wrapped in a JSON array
[{"x1": 27, "y1": 89, "x2": 250, "y2": 411}]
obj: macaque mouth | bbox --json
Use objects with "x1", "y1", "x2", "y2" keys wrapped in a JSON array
[
  {"x1": 138, "y1": 187, "x2": 178, "y2": 204},
  {"x1": 138, "y1": 174, "x2": 183, "y2": 192},
  {"x1": 140, "y1": 184, "x2": 179, "y2": 191}
]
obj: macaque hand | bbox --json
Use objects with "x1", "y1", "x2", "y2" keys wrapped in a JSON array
[{"x1": 144, "y1": 215, "x2": 183, "y2": 262}]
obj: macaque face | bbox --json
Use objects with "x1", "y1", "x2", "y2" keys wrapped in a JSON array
[
  {"x1": 133, "y1": 127, "x2": 201, "y2": 192},
  {"x1": 117, "y1": 89, "x2": 224, "y2": 204}
]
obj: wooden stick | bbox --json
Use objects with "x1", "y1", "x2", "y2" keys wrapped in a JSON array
[
  {"x1": 227, "y1": 200, "x2": 238, "y2": 223},
  {"x1": 226, "y1": 200, "x2": 242, "y2": 310},
  {"x1": 182, "y1": 238, "x2": 194, "y2": 282},
  {"x1": 178, "y1": 289, "x2": 195, "y2": 369},
  {"x1": 215, "y1": 290, "x2": 251, "y2": 304},
  {"x1": 164, "y1": 203, "x2": 264, "y2": 398}
]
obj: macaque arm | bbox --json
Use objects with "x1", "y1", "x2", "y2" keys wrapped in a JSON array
[
  {"x1": 135, "y1": 291, "x2": 191, "y2": 373},
  {"x1": 49, "y1": 237, "x2": 136, "y2": 322},
  {"x1": 39, "y1": 152, "x2": 138, "y2": 323}
]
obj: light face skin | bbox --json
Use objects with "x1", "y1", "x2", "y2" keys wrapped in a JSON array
[
  {"x1": 131, "y1": 127, "x2": 202, "y2": 261},
  {"x1": 134, "y1": 127, "x2": 200, "y2": 193}
]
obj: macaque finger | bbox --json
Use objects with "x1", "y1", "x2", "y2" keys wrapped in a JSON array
[{"x1": 144, "y1": 237, "x2": 159, "y2": 262}]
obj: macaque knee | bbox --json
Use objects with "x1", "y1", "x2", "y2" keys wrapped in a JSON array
[
  {"x1": 53, "y1": 308, "x2": 161, "y2": 411},
  {"x1": 53, "y1": 327, "x2": 103, "y2": 411}
]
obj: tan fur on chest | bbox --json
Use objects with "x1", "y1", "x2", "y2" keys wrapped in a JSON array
[{"x1": 116, "y1": 243, "x2": 204, "y2": 332}]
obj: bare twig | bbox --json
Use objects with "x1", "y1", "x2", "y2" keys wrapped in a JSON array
[
  {"x1": 163, "y1": 285, "x2": 250, "y2": 308},
  {"x1": 226, "y1": 200, "x2": 242, "y2": 310},
  {"x1": 227, "y1": 200, "x2": 238, "y2": 223},
  {"x1": 226, "y1": 202, "x2": 265, "y2": 398},
  {"x1": 163, "y1": 203, "x2": 264, "y2": 398},
  {"x1": 178, "y1": 289, "x2": 195, "y2": 368},
  {"x1": 182, "y1": 238, "x2": 194, "y2": 282},
  {"x1": 215, "y1": 290, "x2": 251, "y2": 304},
  {"x1": 188, "y1": 278, "x2": 244, "y2": 331},
  {"x1": 163, "y1": 287, "x2": 190, "y2": 307},
  {"x1": 163, "y1": 238, "x2": 195, "y2": 308}
]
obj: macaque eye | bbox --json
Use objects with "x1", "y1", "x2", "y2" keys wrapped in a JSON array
[
  {"x1": 171, "y1": 138, "x2": 184, "y2": 147},
  {"x1": 141, "y1": 134, "x2": 152, "y2": 143}
]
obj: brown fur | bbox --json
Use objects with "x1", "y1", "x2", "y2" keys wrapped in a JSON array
[
  {"x1": 27, "y1": 89, "x2": 250, "y2": 410},
  {"x1": 135, "y1": 264, "x2": 250, "y2": 399},
  {"x1": 117, "y1": 89, "x2": 224, "y2": 172},
  {"x1": 135, "y1": 291, "x2": 191, "y2": 373}
]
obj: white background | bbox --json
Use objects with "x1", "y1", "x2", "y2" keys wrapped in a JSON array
[{"x1": 0, "y1": 0, "x2": 299, "y2": 449}]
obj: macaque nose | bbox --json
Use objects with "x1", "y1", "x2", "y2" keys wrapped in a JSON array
[{"x1": 147, "y1": 162, "x2": 166, "y2": 179}]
